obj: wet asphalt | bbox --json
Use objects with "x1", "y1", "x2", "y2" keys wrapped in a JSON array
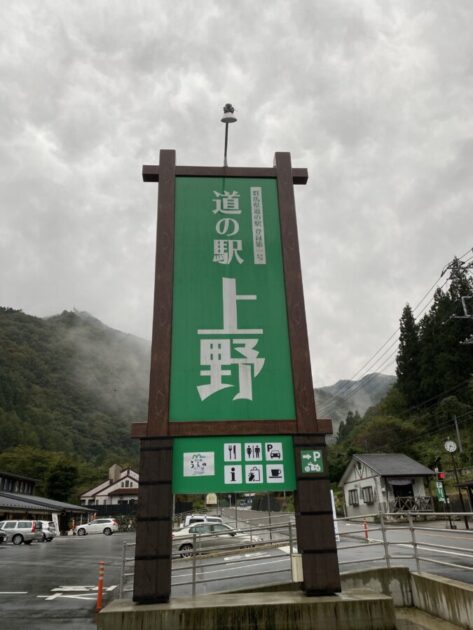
[{"x1": 0, "y1": 531, "x2": 133, "y2": 630}]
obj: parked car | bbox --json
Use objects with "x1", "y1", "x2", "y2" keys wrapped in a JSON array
[
  {"x1": 0, "y1": 520, "x2": 43, "y2": 545},
  {"x1": 38, "y1": 520, "x2": 57, "y2": 542},
  {"x1": 181, "y1": 514, "x2": 223, "y2": 529},
  {"x1": 74, "y1": 518, "x2": 118, "y2": 536},
  {"x1": 0, "y1": 530, "x2": 5, "y2": 544},
  {"x1": 173, "y1": 522, "x2": 261, "y2": 557}
]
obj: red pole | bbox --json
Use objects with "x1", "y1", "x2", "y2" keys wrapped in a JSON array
[
  {"x1": 363, "y1": 519, "x2": 369, "y2": 540},
  {"x1": 96, "y1": 560, "x2": 105, "y2": 611}
]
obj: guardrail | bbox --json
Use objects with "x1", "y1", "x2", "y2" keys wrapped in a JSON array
[
  {"x1": 338, "y1": 511, "x2": 473, "y2": 575},
  {"x1": 118, "y1": 521, "x2": 294, "y2": 598},
  {"x1": 118, "y1": 511, "x2": 473, "y2": 599}
]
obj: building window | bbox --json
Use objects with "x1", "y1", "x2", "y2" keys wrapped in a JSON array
[
  {"x1": 362, "y1": 486, "x2": 374, "y2": 504},
  {"x1": 348, "y1": 489, "x2": 359, "y2": 506}
]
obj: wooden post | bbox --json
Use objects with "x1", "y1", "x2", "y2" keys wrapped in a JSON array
[
  {"x1": 294, "y1": 436, "x2": 341, "y2": 595},
  {"x1": 133, "y1": 437, "x2": 173, "y2": 603}
]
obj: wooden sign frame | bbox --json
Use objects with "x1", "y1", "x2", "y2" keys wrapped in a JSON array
[{"x1": 132, "y1": 150, "x2": 340, "y2": 603}]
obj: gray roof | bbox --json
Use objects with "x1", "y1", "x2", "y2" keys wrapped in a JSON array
[
  {"x1": 353, "y1": 453, "x2": 434, "y2": 477},
  {"x1": 0, "y1": 470, "x2": 38, "y2": 483},
  {"x1": 0, "y1": 493, "x2": 55, "y2": 513},
  {"x1": 0, "y1": 491, "x2": 92, "y2": 514}
]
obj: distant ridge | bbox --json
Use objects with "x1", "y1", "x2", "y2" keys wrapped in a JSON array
[
  {"x1": 0, "y1": 306, "x2": 395, "y2": 459},
  {"x1": 314, "y1": 373, "x2": 396, "y2": 436},
  {"x1": 0, "y1": 307, "x2": 149, "y2": 461}
]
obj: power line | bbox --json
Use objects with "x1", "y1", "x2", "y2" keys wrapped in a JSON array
[
  {"x1": 340, "y1": 382, "x2": 473, "y2": 451},
  {"x1": 397, "y1": 378, "x2": 472, "y2": 417},
  {"x1": 318, "y1": 250, "x2": 472, "y2": 416},
  {"x1": 386, "y1": 418, "x2": 456, "y2": 452},
  {"x1": 386, "y1": 409, "x2": 473, "y2": 452},
  {"x1": 319, "y1": 274, "x2": 447, "y2": 411}
]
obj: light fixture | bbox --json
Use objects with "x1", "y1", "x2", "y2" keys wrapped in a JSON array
[{"x1": 221, "y1": 103, "x2": 237, "y2": 166}]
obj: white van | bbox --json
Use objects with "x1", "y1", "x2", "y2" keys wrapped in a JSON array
[{"x1": 182, "y1": 514, "x2": 223, "y2": 529}]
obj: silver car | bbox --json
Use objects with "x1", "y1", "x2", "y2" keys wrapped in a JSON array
[
  {"x1": 38, "y1": 520, "x2": 57, "y2": 542},
  {"x1": 172, "y1": 522, "x2": 261, "y2": 557},
  {"x1": 0, "y1": 520, "x2": 43, "y2": 545},
  {"x1": 74, "y1": 518, "x2": 118, "y2": 536}
]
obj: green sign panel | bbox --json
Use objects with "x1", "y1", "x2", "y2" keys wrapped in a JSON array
[
  {"x1": 169, "y1": 177, "x2": 295, "y2": 422},
  {"x1": 436, "y1": 481, "x2": 446, "y2": 503},
  {"x1": 172, "y1": 435, "x2": 296, "y2": 493},
  {"x1": 300, "y1": 449, "x2": 324, "y2": 473}
]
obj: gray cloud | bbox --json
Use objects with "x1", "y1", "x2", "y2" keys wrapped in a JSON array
[{"x1": 1, "y1": 0, "x2": 472, "y2": 387}]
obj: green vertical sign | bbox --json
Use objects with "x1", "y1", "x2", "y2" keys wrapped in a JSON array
[
  {"x1": 436, "y1": 481, "x2": 446, "y2": 503},
  {"x1": 169, "y1": 177, "x2": 295, "y2": 422}
]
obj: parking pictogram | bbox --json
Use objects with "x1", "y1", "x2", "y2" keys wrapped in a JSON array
[{"x1": 301, "y1": 450, "x2": 323, "y2": 473}]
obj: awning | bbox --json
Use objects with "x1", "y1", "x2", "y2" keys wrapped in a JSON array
[{"x1": 387, "y1": 478, "x2": 412, "y2": 486}]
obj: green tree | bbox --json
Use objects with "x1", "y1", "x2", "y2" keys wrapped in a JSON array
[
  {"x1": 418, "y1": 259, "x2": 473, "y2": 404},
  {"x1": 396, "y1": 304, "x2": 421, "y2": 407},
  {"x1": 46, "y1": 462, "x2": 78, "y2": 502},
  {"x1": 336, "y1": 410, "x2": 361, "y2": 442},
  {"x1": 351, "y1": 416, "x2": 418, "y2": 454}
]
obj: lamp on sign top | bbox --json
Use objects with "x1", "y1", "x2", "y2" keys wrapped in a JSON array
[
  {"x1": 221, "y1": 103, "x2": 237, "y2": 123},
  {"x1": 221, "y1": 103, "x2": 237, "y2": 167}
]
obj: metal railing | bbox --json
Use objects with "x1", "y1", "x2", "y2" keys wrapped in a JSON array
[
  {"x1": 118, "y1": 521, "x2": 295, "y2": 598},
  {"x1": 118, "y1": 511, "x2": 473, "y2": 598},
  {"x1": 389, "y1": 496, "x2": 434, "y2": 512},
  {"x1": 336, "y1": 511, "x2": 473, "y2": 575}
]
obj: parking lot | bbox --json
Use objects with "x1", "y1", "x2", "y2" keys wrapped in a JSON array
[
  {"x1": 0, "y1": 531, "x2": 133, "y2": 629},
  {"x1": 3, "y1": 511, "x2": 473, "y2": 629}
]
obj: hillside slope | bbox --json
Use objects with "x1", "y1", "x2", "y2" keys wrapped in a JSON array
[
  {"x1": 0, "y1": 308, "x2": 149, "y2": 461},
  {"x1": 0, "y1": 306, "x2": 395, "y2": 461},
  {"x1": 314, "y1": 373, "x2": 396, "y2": 435}
]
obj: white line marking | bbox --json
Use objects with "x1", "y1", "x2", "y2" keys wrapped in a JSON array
[
  {"x1": 173, "y1": 558, "x2": 289, "y2": 581},
  {"x1": 278, "y1": 546, "x2": 298, "y2": 555},
  {"x1": 369, "y1": 537, "x2": 473, "y2": 560},
  {"x1": 38, "y1": 593, "x2": 96, "y2": 601},
  {"x1": 223, "y1": 552, "x2": 268, "y2": 561}
]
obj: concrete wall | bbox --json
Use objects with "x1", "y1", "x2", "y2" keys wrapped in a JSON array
[
  {"x1": 100, "y1": 567, "x2": 473, "y2": 629},
  {"x1": 341, "y1": 567, "x2": 473, "y2": 628},
  {"x1": 411, "y1": 572, "x2": 473, "y2": 629},
  {"x1": 99, "y1": 590, "x2": 397, "y2": 630},
  {"x1": 341, "y1": 567, "x2": 412, "y2": 607}
]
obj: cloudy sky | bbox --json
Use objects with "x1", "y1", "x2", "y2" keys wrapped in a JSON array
[{"x1": 1, "y1": 1, "x2": 472, "y2": 388}]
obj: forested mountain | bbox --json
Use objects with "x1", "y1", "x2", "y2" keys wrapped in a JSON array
[
  {"x1": 0, "y1": 304, "x2": 394, "y2": 461},
  {"x1": 2, "y1": 255, "x2": 472, "y2": 500},
  {"x1": 314, "y1": 373, "x2": 395, "y2": 434},
  {"x1": 0, "y1": 308, "x2": 149, "y2": 463},
  {"x1": 330, "y1": 258, "x2": 473, "y2": 482}
]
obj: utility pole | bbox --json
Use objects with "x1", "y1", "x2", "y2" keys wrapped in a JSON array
[
  {"x1": 445, "y1": 439, "x2": 469, "y2": 530},
  {"x1": 453, "y1": 415, "x2": 463, "y2": 453}
]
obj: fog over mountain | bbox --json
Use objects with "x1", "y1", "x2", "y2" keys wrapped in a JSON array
[
  {"x1": 314, "y1": 373, "x2": 396, "y2": 437},
  {"x1": 0, "y1": 307, "x2": 394, "y2": 458}
]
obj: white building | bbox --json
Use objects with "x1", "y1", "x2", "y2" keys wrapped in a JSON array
[
  {"x1": 80, "y1": 464, "x2": 139, "y2": 507},
  {"x1": 339, "y1": 453, "x2": 434, "y2": 518}
]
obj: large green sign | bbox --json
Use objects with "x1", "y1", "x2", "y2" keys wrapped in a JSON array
[
  {"x1": 172, "y1": 435, "x2": 296, "y2": 493},
  {"x1": 169, "y1": 177, "x2": 295, "y2": 422}
]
